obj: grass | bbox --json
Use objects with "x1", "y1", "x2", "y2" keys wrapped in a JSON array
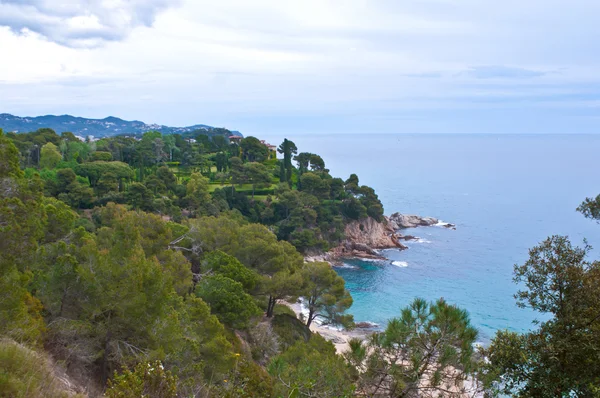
[
  {"x1": 207, "y1": 183, "x2": 276, "y2": 193},
  {"x1": 0, "y1": 339, "x2": 84, "y2": 398}
]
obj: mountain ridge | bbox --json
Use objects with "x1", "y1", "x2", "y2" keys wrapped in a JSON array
[{"x1": 0, "y1": 113, "x2": 243, "y2": 138}]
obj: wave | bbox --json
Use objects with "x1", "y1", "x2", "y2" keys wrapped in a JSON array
[
  {"x1": 334, "y1": 263, "x2": 359, "y2": 269},
  {"x1": 415, "y1": 238, "x2": 432, "y2": 244},
  {"x1": 434, "y1": 220, "x2": 456, "y2": 229},
  {"x1": 359, "y1": 258, "x2": 381, "y2": 262},
  {"x1": 391, "y1": 261, "x2": 408, "y2": 268}
]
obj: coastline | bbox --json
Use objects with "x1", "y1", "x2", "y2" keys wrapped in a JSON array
[
  {"x1": 284, "y1": 301, "x2": 374, "y2": 354},
  {"x1": 307, "y1": 213, "x2": 456, "y2": 263},
  {"x1": 298, "y1": 214, "x2": 456, "y2": 353}
]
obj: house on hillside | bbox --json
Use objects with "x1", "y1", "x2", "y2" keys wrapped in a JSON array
[{"x1": 260, "y1": 140, "x2": 277, "y2": 159}]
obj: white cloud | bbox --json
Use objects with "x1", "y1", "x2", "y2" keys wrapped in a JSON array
[
  {"x1": 0, "y1": 0, "x2": 182, "y2": 47},
  {"x1": 0, "y1": 0, "x2": 599, "y2": 133}
]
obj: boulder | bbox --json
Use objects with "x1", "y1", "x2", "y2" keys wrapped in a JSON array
[
  {"x1": 397, "y1": 235, "x2": 419, "y2": 241},
  {"x1": 388, "y1": 213, "x2": 439, "y2": 229}
]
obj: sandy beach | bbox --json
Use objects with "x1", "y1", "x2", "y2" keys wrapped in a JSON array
[{"x1": 285, "y1": 301, "x2": 374, "y2": 354}]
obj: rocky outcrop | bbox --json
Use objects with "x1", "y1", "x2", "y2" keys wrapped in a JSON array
[
  {"x1": 328, "y1": 217, "x2": 407, "y2": 260},
  {"x1": 318, "y1": 213, "x2": 455, "y2": 261},
  {"x1": 388, "y1": 213, "x2": 439, "y2": 229}
]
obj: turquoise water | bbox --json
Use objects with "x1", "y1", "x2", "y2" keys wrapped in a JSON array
[{"x1": 261, "y1": 133, "x2": 600, "y2": 342}]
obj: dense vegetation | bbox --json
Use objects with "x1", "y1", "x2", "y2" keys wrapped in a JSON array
[
  {"x1": 5, "y1": 128, "x2": 384, "y2": 253},
  {"x1": 1, "y1": 126, "x2": 599, "y2": 397}
]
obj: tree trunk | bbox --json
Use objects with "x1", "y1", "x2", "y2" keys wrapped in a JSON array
[
  {"x1": 266, "y1": 296, "x2": 276, "y2": 317},
  {"x1": 100, "y1": 329, "x2": 112, "y2": 387},
  {"x1": 306, "y1": 308, "x2": 315, "y2": 328}
]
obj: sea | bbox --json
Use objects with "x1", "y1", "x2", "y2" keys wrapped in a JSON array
[{"x1": 261, "y1": 133, "x2": 600, "y2": 343}]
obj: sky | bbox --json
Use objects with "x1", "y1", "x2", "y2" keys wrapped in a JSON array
[{"x1": 1, "y1": 0, "x2": 599, "y2": 135}]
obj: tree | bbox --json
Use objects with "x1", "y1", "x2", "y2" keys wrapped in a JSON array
[
  {"x1": 0, "y1": 131, "x2": 47, "y2": 344},
  {"x1": 360, "y1": 185, "x2": 384, "y2": 221},
  {"x1": 0, "y1": 129, "x2": 21, "y2": 178},
  {"x1": 294, "y1": 152, "x2": 312, "y2": 174},
  {"x1": 577, "y1": 194, "x2": 600, "y2": 222},
  {"x1": 229, "y1": 156, "x2": 246, "y2": 191},
  {"x1": 187, "y1": 218, "x2": 305, "y2": 318},
  {"x1": 56, "y1": 168, "x2": 77, "y2": 193},
  {"x1": 244, "y1": 162, "x2": 271, "y2": 199},
  {"x1": 346, "y1": 298, "x2": 480, "y2": 398},
  {"x1": 75, "y1": 161, "x2": 134, "y2": 187},
  {"x1": 268, "y1": 335, "x2": 355, "y2": 398},
  {"x1": 240, "y1": 136, "x2": 269, "y2": 162},
  {"x1": 127, "y1": 182, "x2": 154, "y2": 210},
  {"x1": 39, "y1": 142, "x2": 62, "y2": 169},
  {"x1": 156, "y1": 166, "x2": 177, "y2": 191},
  {"x1": 345, "y1": 173, "x2": 360, "y2": 194},
  {"x1": 277, "y1": 138, "x2": 297, "y2": 186},
  {"x1": 301, "y1": 261, "x2": 353, "y2": 328},
  {"x1": 309, "y1": 153, "x2": 326, "y2": 172},
  {"x1": 96, "y1": 171, "x2": 119, "y2": 196},
  {"x1": 91, "y1": 151, "x2": 113, "y2": 161},
  {"x1": 330, "y1": 177, "x2": 345, "y2": 200},
  {"x1": 196, "y1": 275, "x2": 261, "y2": 329},
  {"x1": 202, "y1": 250, "x2": 260, "y2": 292},
  {"x1": 185, "y1": 172, "x2": 215, "y2": 215},
  {"x1": 342, "y1": 196, "x2": 367, "y2": 220},
  {"x1": 482, "y1": 236, "x2": 600, "y2": 397},
  {"x1": 300, "y1": 172, "x2": 330, "y2": 200}
]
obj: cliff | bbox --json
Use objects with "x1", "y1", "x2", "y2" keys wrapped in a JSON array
[
  {"x1": 321, "y1": 213, "x2": 454, "y2": 261},
  {"x1": 328, "y1": 217, "x2": 407, "y2": 260}
]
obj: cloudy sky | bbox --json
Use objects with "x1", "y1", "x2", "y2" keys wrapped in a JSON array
[{"x1": 1, "y1": 0, "x2": 599, "y2": 134}]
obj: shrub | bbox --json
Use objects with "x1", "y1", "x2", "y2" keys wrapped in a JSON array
[{"x1": 106, "y1": 361, "x2": 177, "y2": 398}]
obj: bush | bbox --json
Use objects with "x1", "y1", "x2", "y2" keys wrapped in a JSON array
[
  {"x1": 271, "y1": 314, "x2": 311, "y2": 349},
  {"x1": 195, "y1": 275, "x2": 262, "y2": 329},
  {"x1": 106, "y1": 361, "x2": 177, "y2": 398}
]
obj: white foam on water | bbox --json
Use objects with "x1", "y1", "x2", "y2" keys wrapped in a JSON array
[
  {"x1": 359, "y1": 258, "x2": 381, "y2": 262},
  {"x1": 391, "y1": 261, "x2": 408, "y2": 268},
  {"x1": 415, "y1": 238, "x2": 432, "y2": 244},
  {"x1": 334, "y1": 263, "x2": 358, "y2": 269}
]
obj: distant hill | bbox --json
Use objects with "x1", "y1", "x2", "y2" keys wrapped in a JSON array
[{"x1": 0, "y1": 113, "x2": 243, "y2": 138}]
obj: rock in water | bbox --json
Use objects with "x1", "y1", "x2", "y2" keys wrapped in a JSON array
[{"x1": 388, "y1": 213, "x2": 439, "y2": 229}]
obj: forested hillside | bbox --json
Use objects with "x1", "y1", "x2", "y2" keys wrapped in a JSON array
[
  {"x1": 2, "y1": 127, "x2": 599, "y2": 397},
  {"x1": 0, "y1": 127, "x2": 384, "y2": 396}
]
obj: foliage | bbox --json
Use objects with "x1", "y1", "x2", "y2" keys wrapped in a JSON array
[
  {"x1": 195, "y1": 275, "x2": 262, "y2": 329},
  {"x1": 74, "y1": 161, "x2": 133, "y2": 186},
  {"x1": 577, "y1": 194, "x2": 600, "y2": 222},
  {"x1": 240, "y1": 136, "x2": 269, "y2": 162},
  {"x1": 346, "y1": 298, "x2": 480, "y2": 398},
  {"x1": 301, "y1": 261, "x2": 354, "y2": 328},
  {"x1": 105, "y1": 361, "x2": 177, "y2": 398},
  {"x1": 482, "y1": 236, "x2": 600, "y2": 397},
  {"x1": 202, "y1": 250, "x2": 260, "y2": 292},
  {"x1": 0, "y1": 129, "x2": 392, "y2": 395},
  {"x1": 271, "y1": 314, "x2": 311, "y2": 349},
  {"x1": 215, "y1": 357, "x2": 275, "y2": 398},
  {"x1": 277, "y1": 138, "x2": 297, "y2": 186},
  {"x1": 269, "y1": 335, "x2": 355, "y2": 398},
  {"x1": 0, "y1": 338, "x2": 83, "y2": 398},
  {"x1": 40, "y1": 142, "x2": 62, "y2": 169}
]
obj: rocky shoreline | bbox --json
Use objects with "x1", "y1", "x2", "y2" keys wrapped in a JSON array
[{"x1": 307, "y1": 213, "x2": 455, "y2": 263}]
